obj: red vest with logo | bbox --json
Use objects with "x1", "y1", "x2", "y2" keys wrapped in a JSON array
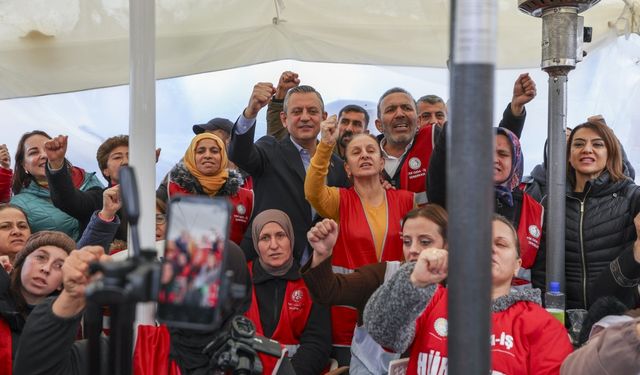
[
  {"x1": 168, "y1": 182, "x2": 253, "y2": 245},
  {"x1": 399, "y1": 125, "x2": 435, "y2": 206},
  {"x1": 407, "y1": 286, "x2": 572, "y2": 375},
  {"x1": 0, "y1": 318, "x2": 12, "y2": 375},
  {"x1": 245, "y1": 262, "x2": 313, "y2": 375},
  {"x1": 513, "y1": 193, "x2": 544, "y2": 286},
  {"x1": 330, "y1": 188, "x2": 414, "y2": 346}
]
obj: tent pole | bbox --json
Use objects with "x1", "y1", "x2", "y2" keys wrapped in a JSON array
[
  {"x1": 129, "y1": 0, "x2": 157, "y2": 327},
  {"x1": 447, "y1": 1, "x2": 496, "y2": 374}
]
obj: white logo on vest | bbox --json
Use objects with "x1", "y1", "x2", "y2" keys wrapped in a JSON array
[
  {"x1": 408, "y1": 157, "x2": 421, "y2": 170},
  {"x1": 236, "y1": 204, "x2": 246, "y2": 215},
  {"x1": 528, "y1": 225, "x2": 540, "y2": 239},
  {"x1": 434, "y1": 317, "x2": 448, "y2": 337}
]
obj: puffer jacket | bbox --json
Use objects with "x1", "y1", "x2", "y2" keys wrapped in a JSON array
[
  {"x1": 162, "y1": 163, "x2": 253, "y2": 245},
  {"x1": 532, "y1": 171, "x2": 640, "y2": 309},
  {"x1": 10, "y1": 168, "x2": 103, "y2": 240}
]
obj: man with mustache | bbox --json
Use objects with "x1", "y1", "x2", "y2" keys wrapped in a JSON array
[
  {"x1": 266, "y1": 71, "x2": 370, "y2": 161},
  {"x1": 229, "y1": 81, "x2": 349, "y2": 265},
  {"x1": 376, "y1": 73, "x2": 536, "y2": 206},
  {"x1": 334, "y1": 104, "x2": 370, "y2": 160}
]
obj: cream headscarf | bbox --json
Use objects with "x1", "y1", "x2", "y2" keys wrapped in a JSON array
[{"x1": 183, "y1": 133, "x2": 229, "y2": 196}]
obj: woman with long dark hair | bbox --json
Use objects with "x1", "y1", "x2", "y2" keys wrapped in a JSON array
[
  {"x1": 10, "y1": 131, "x2": 103, "y2": 240},
  {"x1": 533, "y1": 118, "x2": 640, "y2": 310}
]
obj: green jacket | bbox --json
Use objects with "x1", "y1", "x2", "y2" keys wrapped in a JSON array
[{"x1": 11, "y1": 168, "x2": 103, "y2": 240}]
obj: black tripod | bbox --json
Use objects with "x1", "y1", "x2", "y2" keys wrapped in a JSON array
[{"x1": 84, "y1": 166, "x2": 161, "y2": 375}]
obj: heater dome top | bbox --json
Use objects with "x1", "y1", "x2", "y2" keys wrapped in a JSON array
[{"x1": 518, "y1": 0, "x2": 601, "y2": 17}]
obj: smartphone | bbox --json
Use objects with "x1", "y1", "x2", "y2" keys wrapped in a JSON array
[{"x1": 156, "y1": 195, "x2": 231, "y2": 330}]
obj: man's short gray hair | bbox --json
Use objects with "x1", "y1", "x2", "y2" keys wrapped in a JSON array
[
  {"x1": 376, "y1": 87, "x2": 416, "y2": 119},
  {"x1": 283, "y1": 85, "x2": 325, "y2": 113}
]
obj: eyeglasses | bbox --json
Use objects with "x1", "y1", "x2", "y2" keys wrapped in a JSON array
[{"x1": 155, "y1": 214, "x2": 166, "y2": 225}]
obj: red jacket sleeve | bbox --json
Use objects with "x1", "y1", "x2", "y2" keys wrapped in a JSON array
[
  {"x1": 0, "y1": 168, "x2": 12, "y2": 203},
  {"x1": 527, "y1": 307, "x2": 574, "y2": 375}
]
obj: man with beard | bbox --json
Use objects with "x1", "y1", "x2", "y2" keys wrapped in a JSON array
[
  {"x1": 334, "y1": 104, "x2": 370, "y2": 160},
  {"x1": 376, "y1": 74, "x2": 535, "y2": 205}
]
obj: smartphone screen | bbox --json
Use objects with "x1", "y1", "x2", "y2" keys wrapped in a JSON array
[{"x1": 157, "y1": 195, "x2": 230, "y2": 329}]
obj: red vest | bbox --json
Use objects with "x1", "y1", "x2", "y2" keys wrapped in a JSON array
[
  {"x1": 246, "y1": 262, "x2": 313, "y2": 375},
  {"x1": 330, "y1": 188, "x2": 414, "y2": 346},
  {"x1": 0, "y1": 318, "x2": 11, "y2": 375},
  {"x1": 168, "y1": 182, "x2": 253, "y2": 245},
  {"x1": 399, "y1": 125, "x2": 435, "y2": 206},
  {"x1": 407, "y1": 286, "x2": 572, "y2": 375},
  {"x1": 133, "y1": 324, "x2": 180, "y2": 375},
  {"x1": 513, "y1": 193, "x2": 544, "y2": 286}
]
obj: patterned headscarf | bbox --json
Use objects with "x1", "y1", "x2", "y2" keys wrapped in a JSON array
[
  {"x1": 183, "y1": 133, "x2": 229, "y2": 196},
  {"x1": 495, "y1": 127, "x2": 523, "y2": 207}
]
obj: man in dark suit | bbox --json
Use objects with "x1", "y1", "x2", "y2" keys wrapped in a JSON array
[{"x1": 229, "y1": 82, "x2": 349, "y2": 264}]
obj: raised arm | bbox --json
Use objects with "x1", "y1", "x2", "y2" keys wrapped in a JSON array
[
  {"x1": 498, "y1": 73, "x2": 536, "y2": 138},
  {"x1": 228, "y1": 82, "x2": 276, "y2": 176},
  {"x1": 45, "y1": 135, "x2": 104, "y2": 221},
  {"x1": 363, "y1": 249, "x2": 447, "y2": 353},
  {"x1": 304, "y1": 115, "x2": 341, "y2": 221},
  {"x1": 267, "y1": 71, "x2": 300, "y2": 140},
  {"x1": 77, "y1": 186, "x2": 122, "y2": 251},
  {"x1": 0, "y1": 144, "x2": 11, "y2": 203},
  {"x1": 302, "y1": 219, "x2": 387, "y2": 310}
]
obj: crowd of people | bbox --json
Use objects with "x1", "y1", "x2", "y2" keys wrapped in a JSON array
[{"x1": 1, "y1": 69, "x2": 639, "y2": 374}]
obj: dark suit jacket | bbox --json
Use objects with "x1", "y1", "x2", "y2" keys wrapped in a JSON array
[{"x1": 229, "y1": 123, "x2": 349, "y2": 262}]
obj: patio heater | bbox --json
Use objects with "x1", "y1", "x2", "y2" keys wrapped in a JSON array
[{"x1": 518, "y1": 0, "x2": 598, "y2": 293}]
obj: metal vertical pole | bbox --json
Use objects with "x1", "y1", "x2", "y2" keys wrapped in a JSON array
[
  {"x1": 129, "y1": 0, "x2": 157, "y2": 330},
  {"x1": 448, "y1": 1, "x2": 496, "y2": 374},
  {"x1": 519, "y1": 0, "x2": 600, "y2": 299},
  {"x1": 546, "y1": 72, "x2": 568, "y2": 291},
  {"x1": 541, "y1": 6, "x2": 577, "y2": 292}
]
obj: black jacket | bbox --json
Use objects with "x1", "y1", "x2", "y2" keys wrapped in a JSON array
[
  {"x1": 426, "y1": 103, "x2": 526, "y2": 208},
  {"x1": 251, "y1": 261, "x2": 331, "y2": 375},
  {"x1": 229, "y1": 122, "x2": 349, "y2": 263},
  {"x1": 46, "y1": 164, "x2": 128, "y2": 242},
  {"x1": 522, "y1": 140, "x2": 635, "y2": 203},
  {"x1": 532, "y1": 172, "x2": 640, "y2": 309},
  {"x1": 14, "y1": 242, "x2": 252, "y2": 375}
]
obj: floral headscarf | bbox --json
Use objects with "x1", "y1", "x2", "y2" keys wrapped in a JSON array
[{"x1": 495, "y1": 127, "x2": 523, "y2": 207}]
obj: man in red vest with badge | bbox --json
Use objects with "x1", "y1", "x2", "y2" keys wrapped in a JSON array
[{"x1": 375, "y1": 73, "x2": 536, "y2": 206}]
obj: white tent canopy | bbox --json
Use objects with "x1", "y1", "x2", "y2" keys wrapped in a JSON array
[{"x1": 0, "y1": 0, "x2": 638, "y2": 100}]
